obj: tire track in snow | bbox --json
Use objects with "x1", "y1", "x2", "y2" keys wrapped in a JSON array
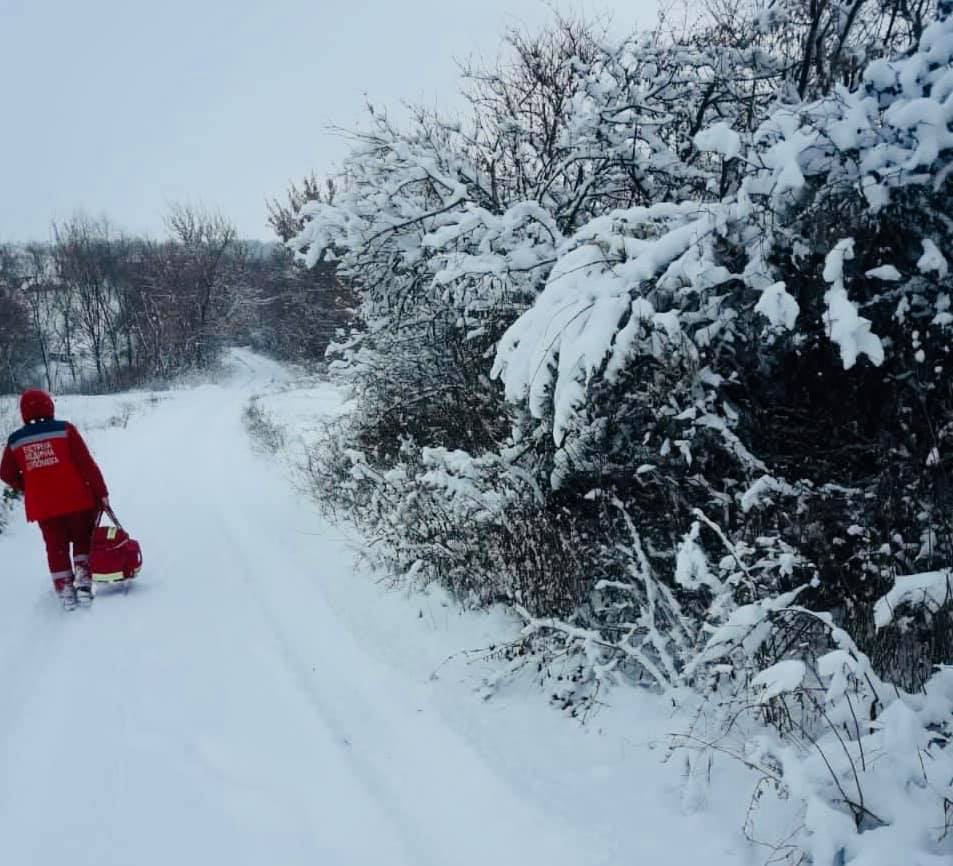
[
  {"x1": 211, "y1": 509, "x2": 441, "y2": 866},
  {"x1": 128, "y1": 368, "x2": 433, "y2": 866},
  {"x1": 0, "y1": 518, "x2": 82, "y2": 814}
]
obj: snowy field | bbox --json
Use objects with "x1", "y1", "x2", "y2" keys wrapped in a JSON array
[{"x1": 0, "y1": 350, "x2": 764, "y2": 866}]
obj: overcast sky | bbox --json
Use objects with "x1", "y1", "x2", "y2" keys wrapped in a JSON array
[{"x1": 0, "y1": 0, "x2": 659, "y2": 242}]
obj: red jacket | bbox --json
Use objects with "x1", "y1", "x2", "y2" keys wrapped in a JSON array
[{"x1": 0, "y1": 419, "x2": 108, "y2": 523}]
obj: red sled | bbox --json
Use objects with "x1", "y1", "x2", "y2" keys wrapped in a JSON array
[{"x1": 90, "y1": 507, "x2": 143, "y2": 584}]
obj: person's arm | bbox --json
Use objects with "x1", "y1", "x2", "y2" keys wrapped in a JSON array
[
  {"x1": 66, "y1": 424, "x2": 108, "y2": 502},
  {"x1": 0, "y1": 443, "x2": 22, "y2": 492}
]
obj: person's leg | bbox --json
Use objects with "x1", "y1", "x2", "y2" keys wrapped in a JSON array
[
  {"x1": 71, "y1": 510, "x2": 97, "y2": 582},
  {"x1": 38, "y1": 516, "x2": 75, "y2": 600},
  {"x1": 69, "y1": 510, "x2": 98, "y2": 604}
]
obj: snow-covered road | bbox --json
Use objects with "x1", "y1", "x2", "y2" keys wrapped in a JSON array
[{"x1": 0, "y1": 351, "x2": 748, "y2": 866}]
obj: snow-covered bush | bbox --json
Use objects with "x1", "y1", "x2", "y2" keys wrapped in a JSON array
[
  {"x1": 293, "y1": 5, "x2": 953, "y2": 863},
  {"x1": 243, "y1": 396, "x2": 287, "y2": 454},
  {"x1": 677, "y1": 591, "x2": 953, "y2": 865},
  {"x1": 491, "y1": 1, "x2": 953, "y2": 671},
  {"x1": 305, "y1": 418, "x2": 600, "y2": 615},
  {"x1": 0, "y1": 396, "x2": 18, "y2": 535}
]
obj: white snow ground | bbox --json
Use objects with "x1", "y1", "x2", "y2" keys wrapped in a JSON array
[{"x1": 0, "y1": 350, "x2": 755, "y2": 866}]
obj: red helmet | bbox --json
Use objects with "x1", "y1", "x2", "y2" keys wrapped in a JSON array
[{"x1": 20, "y1": 389, "x2": 55, "y2": 423}]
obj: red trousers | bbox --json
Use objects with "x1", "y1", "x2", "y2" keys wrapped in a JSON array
[{"x1": 38, "y1": 509, "x2": 98, "y2": 584}]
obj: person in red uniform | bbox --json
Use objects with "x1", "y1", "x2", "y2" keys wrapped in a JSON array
[{"x1": 0, "y1": 389, "x2": 109, "y2": 609}]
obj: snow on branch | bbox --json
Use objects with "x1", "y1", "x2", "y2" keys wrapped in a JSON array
[
  {"x1": 822, "y1": 239, "x2": 884, "y2": 370},
  {"x1": 492, "y1": 203, "x2": 727, "y2": 441},
  {"x1": 874, "y1": 568, "x2": 953, "y2": 628}
]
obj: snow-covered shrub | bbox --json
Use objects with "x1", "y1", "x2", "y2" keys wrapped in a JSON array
[
  {"x1": 0, "y1": 396, "x2": 18, "y2": 535},
  {"x1": 305, "y1": 419, "x2": 598, "y2": 615},
  {"x1": 679, "y1": 595, "x2": 953, "y2": 865},
  {"x1": 243, "y1": 396, "x2": 286, "y2": 454},
  {"x1": 293, "y1": 6, "x2": 953, "y2": 860},
  {"x1": 490, "y1": 3, "x2": 953, "y2": 681},
  {"x1": 0, "y1": 487, "x2": 17, "y2": 537}
]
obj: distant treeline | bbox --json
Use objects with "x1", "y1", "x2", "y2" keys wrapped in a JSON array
[{"x1": 0, "y1": 207, "x2": 350, "y2": 394}]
